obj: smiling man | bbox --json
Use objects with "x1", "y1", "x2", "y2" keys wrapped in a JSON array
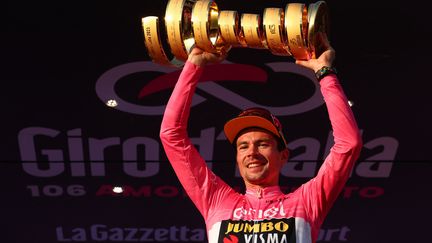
[
  {"x1": 226, "y1": 108, "x2": 289, "y2": 190},
  {"x1": 160, "y1": 35, "x2": 362, "y2": 243}
]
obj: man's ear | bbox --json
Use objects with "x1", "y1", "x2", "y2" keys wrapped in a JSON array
[{"x1": 280, "y1": 148, "x2": 289, "y2": 165}]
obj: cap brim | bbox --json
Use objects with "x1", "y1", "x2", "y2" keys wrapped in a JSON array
[{"x1": 223, "y1": 116, "x2": 281, "y2": 144}]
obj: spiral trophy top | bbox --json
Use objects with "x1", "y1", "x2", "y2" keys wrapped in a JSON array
[{"x1": 142, "y1": 0, "x2": 330, "y2": 67}]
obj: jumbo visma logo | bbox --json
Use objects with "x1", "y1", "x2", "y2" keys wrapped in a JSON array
[
  {"x1": 95, "y1": 60, "x2": 324, "y2": 116},
  {"x1": 219, "y1": 218, "x2": 296, "y2": 243}
]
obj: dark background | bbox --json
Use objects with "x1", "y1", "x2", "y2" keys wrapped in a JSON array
[{"x1": 2, "y1": 0, "x2": 431, "y2": 242}]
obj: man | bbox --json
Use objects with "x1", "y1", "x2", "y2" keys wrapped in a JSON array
[{"x1": 160, "y1": 35, "x2": 362, "y2": 243}]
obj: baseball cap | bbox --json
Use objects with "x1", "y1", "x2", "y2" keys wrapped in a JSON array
[{"x1": 223, "y1": 107, "x2": 288, "y2": 148}]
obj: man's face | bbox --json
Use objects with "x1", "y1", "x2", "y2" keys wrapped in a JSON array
[{"x1": 235, "y1": 128, "x2": 288, "y2": 188}]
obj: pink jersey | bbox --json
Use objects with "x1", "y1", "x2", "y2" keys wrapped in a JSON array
[{"x1": 160, "y1": 61, "x2": 362, "y2": 243}]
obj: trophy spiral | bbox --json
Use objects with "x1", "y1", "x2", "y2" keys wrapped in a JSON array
[{"x1": 142, "y1": 0, "x2": 329, "y2": 67}]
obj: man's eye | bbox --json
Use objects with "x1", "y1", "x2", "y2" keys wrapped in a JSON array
[{"x1": 238, "y1": 145, "x2": 247, "y2": 150}]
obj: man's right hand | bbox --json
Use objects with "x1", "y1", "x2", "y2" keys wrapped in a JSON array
[
  {"x1": 295, "y1": 32, "x2": 335, "y2": 73},
  {"x1": 187, "y1": 46, "x2": 227, "y2": 66}
]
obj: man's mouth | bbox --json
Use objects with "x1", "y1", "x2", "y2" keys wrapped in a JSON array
[{"x1": 246, "y1": 162, "x2": 265, "y2": 169}]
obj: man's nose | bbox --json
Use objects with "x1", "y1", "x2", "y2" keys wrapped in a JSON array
[{"x1": 246, "y1": 144, "x2": 260, "y2": 156}]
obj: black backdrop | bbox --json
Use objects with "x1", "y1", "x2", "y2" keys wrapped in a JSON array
[{"x1": 2, "y1": 0, "x2": 432, "y2": 242}]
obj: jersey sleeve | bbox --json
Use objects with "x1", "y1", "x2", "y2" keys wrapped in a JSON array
[
  {"x1": 159, "y1": 61, "x2": 237, "y2": 220},
  {"x1": 300, "y1": 74, "x2": 363, "y2": 226}
]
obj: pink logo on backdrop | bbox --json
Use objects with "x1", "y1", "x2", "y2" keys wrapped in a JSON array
[
  {"x1": 138, "y1": 63, "x2": 267, "y2": 97},
  {"x1": 95, "y1": 61, "x2": 323, "y2": 116}
]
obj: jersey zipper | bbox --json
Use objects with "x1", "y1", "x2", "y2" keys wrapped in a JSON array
[{"x1": 253, "y1": 188, "x2": 262, "y2": 242}]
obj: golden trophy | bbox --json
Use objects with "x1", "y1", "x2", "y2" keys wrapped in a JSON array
[{"x1": 141, "y1": 0, "x2": 329, "y2": 67}]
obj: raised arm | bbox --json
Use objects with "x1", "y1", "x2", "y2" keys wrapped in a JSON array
[
  {"x1": 159, "y1": 47, "x2": 233, "y2": 219},
  {"x1": 296, "y1": 34, "x2": 363, "y2": 225}
]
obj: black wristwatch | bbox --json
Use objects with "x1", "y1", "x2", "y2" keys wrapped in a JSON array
[{"x1": 315, "y1": 66, "x2": 337, "y2": 81}]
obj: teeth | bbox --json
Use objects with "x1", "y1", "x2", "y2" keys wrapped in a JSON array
[{"x1": 248, "y1": 163, "x2": 261, "y2": 168}]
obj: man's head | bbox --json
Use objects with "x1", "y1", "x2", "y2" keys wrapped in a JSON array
[{"x1": 224, "y1": 107, "x2": 289, "y2": 188}]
